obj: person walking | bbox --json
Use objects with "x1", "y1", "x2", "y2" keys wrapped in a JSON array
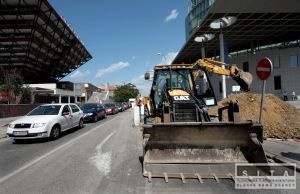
[
  {"x1": 291, "y1": 90, "x2": 296, "y2": 101},
  {"x1": 283, "y1": 90, "x2": 288, "y2": 101}
]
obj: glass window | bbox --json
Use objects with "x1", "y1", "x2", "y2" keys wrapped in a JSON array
[
  {"x1": 219, "y1": 81, "x2": 222, "y2": 93},
  {"x1": 243, "y1": 61, "x2": 249, "y2": 72},
  {"x1": 28, "y1": 105, "x2": 61, "y2": 115},
  {"x1": 273, "y1": 56, "x2": 280, "y2": 68},
  {"x1": 152, "y1": 69, "x2": 192, "y2": 108},
  {"x1": 70, "y1": 104, "x2": 80, "y2": 113},
  {"x1": 290, "y1": 54, "x2": 298, "y2": 67},
  {"x1": 274, "y1": 75, "x2": 282, "y2": 90}
]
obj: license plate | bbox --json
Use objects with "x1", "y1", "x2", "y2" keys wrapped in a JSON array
[{"x1": 13, "y1": 131, "x2": 28, "y2": 136}]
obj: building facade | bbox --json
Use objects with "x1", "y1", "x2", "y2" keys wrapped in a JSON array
[
  {"x1": 186, "y1": 0, "x2": 215, "y2": 39},
  {"x1": 29, "y1": 82, "x2": 99, "y2": 104},
  {"x1": 209, "y1": 44, "x2": 300, "y2": 100},
  {"x1": 184, "y1": 0, "x2": 300, "y2": 100}
]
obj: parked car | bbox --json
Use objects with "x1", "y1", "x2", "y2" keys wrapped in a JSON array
[
  {"x1": 116, "y1": 102, "x2": 124, "y2": 112},
  {"x1": 104, "y1": 103, "x2": 119, "y2": 115},
  {"x1": 81, "y1": 103, "x2": 106, "y2": 122},
  {"x1": 122, "y1": 102, "x2": 129, "y2": 110},
  {"x1": 6, "y1": 103, "x2": 84, "y2": 141}
]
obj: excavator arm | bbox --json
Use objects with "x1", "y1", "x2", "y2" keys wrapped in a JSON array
[{"x1": 193, "y1": 58, "x2": 253, "y2": 91}]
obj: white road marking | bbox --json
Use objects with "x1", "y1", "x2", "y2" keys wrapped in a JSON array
[
  {"x1": 89, "y1": 131, "x2": 116, "y2": 176},
  {"x1": 0, "y1": 117, "x2": 118, "y2": 184}
]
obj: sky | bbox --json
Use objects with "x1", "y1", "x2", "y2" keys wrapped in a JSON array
[{"x1": 49, "y1": 0, "x2": 190, "y2": 95}]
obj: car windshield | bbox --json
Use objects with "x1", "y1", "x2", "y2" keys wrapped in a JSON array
[
  {"x1": 28, "y1": 105, "x2": 61, "y2": 115},
  {"x1": 81, "y1": 104, "x2": 96, "y2": 110}
]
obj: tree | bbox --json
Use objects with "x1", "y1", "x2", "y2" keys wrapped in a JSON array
[
  {"x1": 113, "y1": 84, "x2": 139, "y2": 102},
  {"x1": 0, "y1": 68, "x2": 24, "y2": 104},
  {"x1": 20, "y1": 85, "x2": 32, "y2": 104}
]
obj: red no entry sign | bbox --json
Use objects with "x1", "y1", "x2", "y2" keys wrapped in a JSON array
[{"x1": 256, "y1": 57, "x2": 273, "y2": 80}]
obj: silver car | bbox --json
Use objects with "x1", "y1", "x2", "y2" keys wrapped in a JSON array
[{"x1": 7, "y1": 103, "x2": 84, "y2": 141}]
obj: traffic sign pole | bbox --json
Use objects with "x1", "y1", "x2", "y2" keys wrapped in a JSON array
[
  {"x1": 256, "y1": 57, "x2": 273, "y2": 124},
  {"x1": 259, "y1": 80, "x2": 266, "y2": 123}
]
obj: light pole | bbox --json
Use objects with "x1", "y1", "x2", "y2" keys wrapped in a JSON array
[
  {"x1": 210, "y1": 16, "x2": 237, "y2": 99},
  {"x1": 194, "y1": 34, "x2": 215, "y2": 59}
]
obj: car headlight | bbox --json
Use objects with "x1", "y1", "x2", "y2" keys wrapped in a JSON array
[
  {"x1": 8, "y1": 124, "x2": 15, "y2": 128},
  {"x1": 85, "y1": 113, "x2": 93, "y2": 116},
  {"x1": 32, "y1": 123, "x2": 46, "y2": 128}
]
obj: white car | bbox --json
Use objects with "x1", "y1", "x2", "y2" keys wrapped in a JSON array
[{"x1": 7, "y1": 103, "x2": 84, "y2": 141}]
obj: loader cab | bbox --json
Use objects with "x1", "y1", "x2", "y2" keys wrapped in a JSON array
[
  {"x1": 150, "y1": 69, "x2": 191, "y2": 112},
  {"x1": 149, "y1": 67, "x2": 217, "y2": 116}
]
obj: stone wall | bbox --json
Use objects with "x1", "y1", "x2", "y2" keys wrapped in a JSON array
[{"x1": 0, "y1": 104, "x2": 39, "y2": 118}]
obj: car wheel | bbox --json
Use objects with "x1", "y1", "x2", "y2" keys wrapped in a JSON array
[
  {"x1": 78, "y1": 119, "x2": 84, "y2": 129},
  {"x1": 93, "y1": 115, "x2": 98, "y2": 122},
  {"x1": 50, "y1": 125, "x2": 60, "y2": 140}
]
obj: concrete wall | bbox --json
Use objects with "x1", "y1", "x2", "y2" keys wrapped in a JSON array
[{"x1": 0, "y1": 104, "x2": 39, "y2": 118}]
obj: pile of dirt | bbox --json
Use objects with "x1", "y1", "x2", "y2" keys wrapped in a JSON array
[{"x1": 208, "y1": 92, "x2": 300, "y2": 139}]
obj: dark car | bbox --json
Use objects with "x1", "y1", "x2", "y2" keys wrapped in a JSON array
[
  {"x1": 116, "y1": 102, "x2": 124, "y2": 112},
  {"x1": 81, "y1": 103, "x2": 106, "y2": 122},
  {"x1": 104, "y1": 103, "x2": 119, "y2": 115}
]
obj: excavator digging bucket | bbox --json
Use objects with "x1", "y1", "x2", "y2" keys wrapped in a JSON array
[
  {"x1": 233, "y1": 71, "x2": 253, "y2": 91},
  {"x1": 142, "y1": 122, "x2": 268, "y2": 182}
]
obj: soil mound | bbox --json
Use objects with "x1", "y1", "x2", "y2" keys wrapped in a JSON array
[{"x1": 208, "y1": 92, "x2": 300, "y2": 139}]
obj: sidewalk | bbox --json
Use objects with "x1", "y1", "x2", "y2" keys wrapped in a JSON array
[
  {"x1": 0, "y1": 116, "x2": 20, "y2": 139},
  {"x1": 287, "y1": 100, "x2": 300, "y2": 109},
  {"x1": 263, "y1": 138, "x2": 300, "y2": 172}
]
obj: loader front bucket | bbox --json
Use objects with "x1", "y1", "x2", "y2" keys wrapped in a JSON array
[{"x1": 142, "y1": 121, "x2": 268, "y2": 183}]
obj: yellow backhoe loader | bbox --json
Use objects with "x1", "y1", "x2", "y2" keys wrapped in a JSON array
[{"x1": 142, "y1": 58, "x2": 268, "y2": 183}]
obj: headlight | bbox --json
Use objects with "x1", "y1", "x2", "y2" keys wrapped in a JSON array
[
  {"x1": 85, "y1": 113, "x2": 93, "y2": 116},
  {"x1": 32, "y1": 123, "x2": 46, "y2": 128},
  {"x1": 8, "y1": 124, "x2": 15, "y2": 128}
]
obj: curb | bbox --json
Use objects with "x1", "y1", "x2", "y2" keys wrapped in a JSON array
[{"x1": 266, "y1": 152, "x2": 300, "y2": 173}]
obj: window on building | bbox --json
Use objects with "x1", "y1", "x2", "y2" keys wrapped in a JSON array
[
  {"x1": 290, "y1": 54, "x2": 298, "y2": 67},
  {"x1": 274, "y1": 75, "x2": 282, "y2": 90},
  {"x1": 219, "y1": 81, "x2": 222, "y2": 93},
  {"x1": 243, "y1": 62, "x2": 249, "y2": 72},
  {"x1": 273, "y1": 56, "x2": 280, "y2": 68}
]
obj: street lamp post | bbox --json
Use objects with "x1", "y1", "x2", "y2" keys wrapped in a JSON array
[
  {"x1": 219, "y1": 31, "x2": 226, "y2": 99},
  {"x1": 210, "y1": 16, "x2": 237, "y2": 99}
]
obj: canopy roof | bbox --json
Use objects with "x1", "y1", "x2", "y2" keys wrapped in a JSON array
[
  {"x1": 0, "y1": 0, "x2": 92, "y2": 83},
  {"x1": 173, "y1": 0, "x2": 300, "y2": 64}
]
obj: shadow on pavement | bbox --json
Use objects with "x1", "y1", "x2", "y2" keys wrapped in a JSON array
[
  {"x1": 281, "y1": 152, "x2": 300, "y2": 161},
  {"x1": 12, "y1": 126, "x2": 83, "y2": 144}
]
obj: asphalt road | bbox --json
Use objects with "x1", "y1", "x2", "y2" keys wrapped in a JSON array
[{"x1": 0, "y1": 110, "x2": 298, "y2": 194}]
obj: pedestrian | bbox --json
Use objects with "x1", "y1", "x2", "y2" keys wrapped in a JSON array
[
  {"x1": 291, "y1": 90, "x2": 296, "y2": 101},
  {"x1": 283, "y1": 90, "x2": 288, "y2": 101}
]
